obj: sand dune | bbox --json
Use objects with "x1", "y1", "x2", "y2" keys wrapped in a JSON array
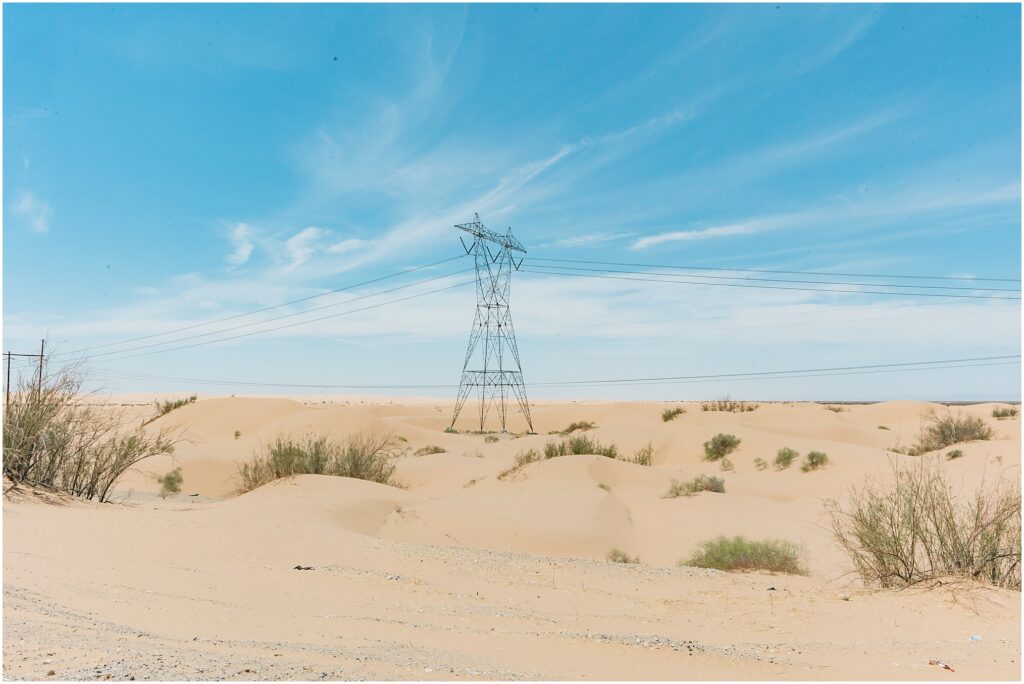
[{"x1": 4, "y1": 396, "x2": 1020, "y2": 679}]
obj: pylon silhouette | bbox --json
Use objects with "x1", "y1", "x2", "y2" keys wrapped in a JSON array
[{"x1": 450, "y1": 213, "x2": 533, "y2": 433}]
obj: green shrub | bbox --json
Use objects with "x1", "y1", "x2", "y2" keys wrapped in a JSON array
[
  {"x1": 703, "y1": 433, "x2": 740, "y2": 461},
  {"x1": 719, "y1": 458, "x2": 734, "y2": 472},
  {"x1": 414, "y1": 445, "x2": 446, "y2": 456},
  {"x1": 662, "y1": 407, "x2": 685, "y2": 422},
  {"x1": 152, "y1": 395, "x2": 197, "y2": 419},
  {"x1": 946, "y1": 449, "x2": 964, "y2": 460},
  {"x1": 598, "y1": 483, "x2": 611, "y2": 492},
  {"x1": 484, "y1": 435, "x2": 500, "y2": 444},
  {"x1": 234, "y1": 430, "x2": 242, "y2": 440},
  {"x1": 607, "y1": 548, "x2": 639, "y2": 564},
  {"x1": 497, "y1": 448, "x2": 541, "y2": 480},
  {"x1": 236, "y1": 432, "x2": 400, "y2": 493},
  {"x1": 911, "y1": 411, "x2": 993, "y2": 454},
  {"x1": 558, "y1": 421, "x2": 596, "y2": 435},
  {"x1": 665, "y1": 475, "x2": 725, "y2": 498},
  {"x1": 701, "y1": 398, "x2": 758, "y2": 413},
  {"x1": 682, "y1": 536, "x2": 807, "y2": 575},
  {"x1": 544, "y1": 435, "x2": 618, "y2": 459},
  {"x1": 774, "y1": 447, "x2": 798, "y2": 470},
  {"x1": 828, "y1": 459, "x2": 1020, "y2": 590},
  {"x1": 800, "y1": 451, "x2": 829, "y2": 472},
  {"x1": 3, "y1": 364, "x2": 179, "y2": 503},
  {"x1": 992, "y1": 407, "x2": 1018, "y2": 419},
  {"x1": 753, "y1": 458, "x2": 768, "y2": 471},
  {"x1": 154, "y1": 468, "x2": 183, "y2": 499},
  {"x1": 627, "y1": 442, "x2": 653, "y2": 466}
]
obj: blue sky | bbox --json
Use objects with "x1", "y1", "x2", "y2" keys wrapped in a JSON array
[{"x1": 4, "y1": 3, "x2": 1021, "y2": 400}]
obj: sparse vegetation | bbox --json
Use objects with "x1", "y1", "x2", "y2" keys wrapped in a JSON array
[
  {"x1": 993, "y1": 406, "x2": 1018, "y2": 419},
  {"x1": 234, "y1": 430, "x2": 242, "y2": 440},
  {"x1": 828, "y1": 459, "x2": 1020, "y2": 590},
  {"x1": 497, "y1": 448, "x2": 542, "y2": 480},
  {"x1": 556, "y1": 421, "x2": 596, "y2": 435},
  {"x1": 236, "y1": 432, "x2": 400, "y2": 493},
  {"x1": 665, "y1": 475, "x2": 726, "y2": 498},
  {"x1": 877, "y1": 425, "x2": 890, "y2": 431},
  {"x1": 800, "y1": 451, "x2": 829, "y2": 472},
  {"x1": 151, "y1": 395, "x2": 197, "y2": 421},
  {"x1": 607, "y1": 548, "x2": 639, "y2": 564},
  {"x1": 545, "y1": 435, "x2": 618, "y2": 459},
  {"x1": 627, "y1": 442, "x2": 653, "y2": 466},
  {"x1": 682, "y1": 536, "x2": 807, "y2": 575},
  {"x1": 414, "y1": 445, "x2": 447, "y2": 456},
  {"x1": 662, "y1": 406, "x2": 685, "y2": 422},
  {"x1": 774, "y1": 447, "x2": 798, "y2": 470},
  {"x1": 703, "y1": 433, "x2": 740, "y2": 461},
  {"x1": 753, "y1": 458, "x2": 768, "y2": 471},
  {"x1": 946, "y1": 449, "x2": 964, "y2": 460},
  {"x1": 824, "y1": 405, "x2": 845, "y2": 413},
  {"x1": 598, "y1": 483, "x2": 611, "y2": 492},
  {"x1": 484, "y1": 435, "x2": 500, "y2": 444},
  {"x1": 154, "y1": 468, "x2": 183, "y2": 499},
  {"x1": 701, "y1": 397, "x2": 759, "y2": 413},
  {"x1": 719, "y1": 458, "x2": 734, "y2": 472},
  {"x1": 910, "y1": 410, "x2": 993, "y2": 455},
  {"x1": 3, "y1": 363, "x2": 180, "y2": 503}
]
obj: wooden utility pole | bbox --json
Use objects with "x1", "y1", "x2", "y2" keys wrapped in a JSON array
[
  {"x1": 5, "y1": 352, "x2": 11, "y2": 413},
  {"x1": 37, "y1": 338, "x2": 45, "y2": 394}
]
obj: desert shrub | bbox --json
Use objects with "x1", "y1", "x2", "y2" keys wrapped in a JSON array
[
  {"x1": 544, "y1": 435, "x2": 618, "y2": 459},
  {"x1": 414, "y1": 445, "x2": 447, "y2": 456},
  {"x1": 150, "y1": 395, "x2": 196, "y2": 422},
  {"x1": 627, "y1": 442, "x2": 653, "y2": 466},
  {"x1": 946, "y1": 449, "x2": 964, "y2": 460},
  {"x1": 682, "y1": 536, "x2": 807, "y2": 575},
  {"x1": 3, "y1": 363, "x2": 180, "y2": 503},
  {"x1": 607, "y1": 548, "x2": 639, "y2": 564},
  {"x1": 497, "y1": 448, "x2": 541, "y2": 480},
  {"x1": 992, "y1": 407, "x2": 1018, "y2": 419},
  {"x1": 911, "y1": 410, "x2": 993, "y2": 454},
  {"x1": 443, "y1": 427, "x2": 458, "y2": 434},
  {"x1": 557, "y1": 421, "x2": 596, "y2": 435},
  {"x1": 598, "y1": 483, "x2": 611, "y2": 492},
  {"x1": 703, "y1": 433, "x2": 740, "y2": 461},
  {"x1": 662, "y1": 407, "x2": 685, "y2": 422},
  {"x1": 828, "y1": 459, "x2": 1020, "y2": 590},
  {"x1": 753, "y1": 458, "x2": 768, "y2": 471},
  {"x1": 234, "y1": 430, "x2": 241, "y2": 440},
  {"x1": 801, "y1": 451, "x2": 829, "y2": 472},
  {"x1": 877, "y1": 425, "x2": 890, "y2": 431},
  {"x1": 155, "y1": 468, "x2": 183, "y2": 499},
  {"x1": 236, "y1": 432, "x2": 400, "y2": 493},
  {"x1": 824, "y1": 405, "x2": 845, "y2": 413},
  {"x1": 701, "y1": 398, "x2": 758, "y2": 413},
  {"x1": 665, "y1": 475, "x2": 725, "y2": 498},
  {"x1": 774, "y1": 447, "x2": 798, "y2": 470},
  {"x1": 484, "y1": 435, "x2": 500, "y2": 444}
]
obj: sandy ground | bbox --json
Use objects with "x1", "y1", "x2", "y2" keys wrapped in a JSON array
[{"x1": 3, "y1": 397, "x2": 1021, "y2": 680}]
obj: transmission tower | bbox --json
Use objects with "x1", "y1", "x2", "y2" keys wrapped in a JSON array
[{"x1": 450, "y1": 213, "x2": 534, "y2": 433}]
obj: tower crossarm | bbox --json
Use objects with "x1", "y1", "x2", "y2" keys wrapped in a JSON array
[{"x1": 456, "y1": 214, "x2": 527, "y2": 254}]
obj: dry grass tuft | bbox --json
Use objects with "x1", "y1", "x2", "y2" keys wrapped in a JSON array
[
  {"x1": 682, "y1": 536, "x2": 807, "y2": 575},
  {"x1": 665, "y1": 475, "x2": 725, "y2": 498}
]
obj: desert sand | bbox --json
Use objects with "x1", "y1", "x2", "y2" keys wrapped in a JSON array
[{"x1": 3, "y1": 397, "x2": 1020, "y2": 680}]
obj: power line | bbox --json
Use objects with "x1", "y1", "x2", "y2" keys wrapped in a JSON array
[
  {"x1": 75, "y1": 267, "x2": 475, "y2": 360},
  {"x1": 522, "y1": 263, "x2": 1019, "y2": 293},
  {"x1": 526, "y1": 256, "x2": 1020, "y2": 283},
  {"x1": 90, "y1": 355, "x2": 1020, "y2": 391},
  {"x1": 521, "y1": 266, "x2": 1022, "y2": 301},
  {"x1": 91, "y1": 279, "x2": 475, "y2": 362},
  {"x1": 71, "y1": 254, "x2": 468, "y2": 354}
]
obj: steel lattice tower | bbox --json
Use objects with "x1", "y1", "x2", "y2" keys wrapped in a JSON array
[{"x1": 450, "y1": 214, "x2": 534, "y2": 433}]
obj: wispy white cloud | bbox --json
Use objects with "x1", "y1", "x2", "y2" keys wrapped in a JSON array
[
  {"x1": 327, "y1": 238, "x2": 369, "y2": 255},
  {"x1": 540, "y1": 232, "x2": 635, "y2": 249},
  {"x1": 12, "y1": 191, "x2": 53, "y2": 234},
  {"x1": 285, "y1": 226, "x2": 327, "y2": 271},
  {"x1": 631, "y1": 221, "x2": 766, "y2": 250},
  {"x1": 226, "y1": 222, "x2": 255, "y2": 267}
]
